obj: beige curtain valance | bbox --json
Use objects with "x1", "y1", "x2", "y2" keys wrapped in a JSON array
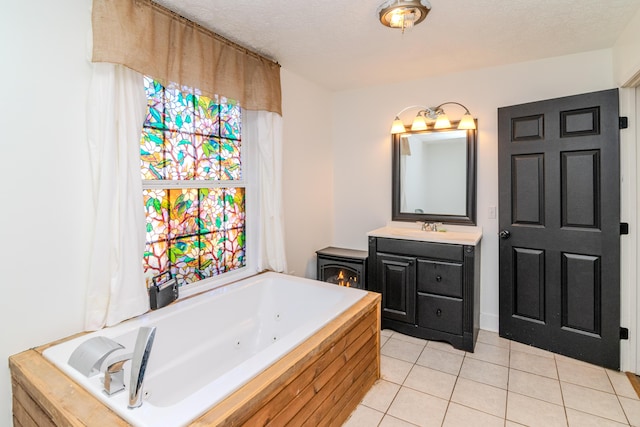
[{"x1": 92, "y1": 0, "x2": 282, "y2": 115}]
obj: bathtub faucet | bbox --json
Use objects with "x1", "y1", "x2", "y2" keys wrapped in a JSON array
[{"x1": 103, "y1": 326, "x2": 156, "y2": 409}]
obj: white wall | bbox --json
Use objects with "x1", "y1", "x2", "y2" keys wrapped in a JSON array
[
  {"x1": 0, "y1": 0, "x2": 93, "y2": 425},
  {"x1": 612, "y1": 9, "x2": 640, "y2": 372},
  {"x1": 332, "y1": 49, "x2": 616, "y2": 331},
  {"x1": 280, "y1": 69, "x2": 334, "y2": 278},
  {"x1": 613, "y1": 6, "x2": 640, "y2": 86}
]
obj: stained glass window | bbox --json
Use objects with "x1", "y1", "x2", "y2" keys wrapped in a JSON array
[{"x1": 141, "y1": 77, "x2": 245, "y2": 286}]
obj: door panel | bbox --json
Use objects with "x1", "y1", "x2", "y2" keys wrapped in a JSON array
[
  {"x1": 561, "y1": 253, "x2": 601, "y2": 335},
  {"x1": 511, "y1": 114, "x2": 544, "y2": 141},
  {"x1": 512, "y1": 154, "x2": 545, "y2": 225},
  {"x1": 378, "y1": 253, "x2": 416, "y2": 323},
  {"x1": 498, "y1": 89, "x2": 620, "y2": 369},
  {"x1": 561, "y1": 150, "x2": 600, "y2": 228},
  {"x1": 513, "y1": 247, "x2": 545, "y2": 322}
]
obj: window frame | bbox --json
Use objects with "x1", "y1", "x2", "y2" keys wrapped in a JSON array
[{"x1": 140, "y1": 78, "x2": 257, "y2": 296}]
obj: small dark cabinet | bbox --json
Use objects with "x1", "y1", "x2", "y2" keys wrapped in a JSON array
[
  {"x1": 368, "y1": 236, "x2": 480, "y2": 352},
  {"x1": 316, "y1": 247, "x2": 367, "y2": 290}
]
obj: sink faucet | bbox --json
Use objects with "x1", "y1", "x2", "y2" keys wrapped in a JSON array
[{"x1": 103, "y1": 326, "x2": 156, "y2": 409}]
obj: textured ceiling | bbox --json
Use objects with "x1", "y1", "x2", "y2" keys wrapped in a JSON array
[{"x1": 153, "y1": 0, "x2": 640, "y2": 91}]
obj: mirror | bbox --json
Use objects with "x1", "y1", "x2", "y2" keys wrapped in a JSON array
[{"x1": 392, "y1": 124, "x2": 477, "y2": 224}]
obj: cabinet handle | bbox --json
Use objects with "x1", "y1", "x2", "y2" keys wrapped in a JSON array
[
  {"x1": 436, "y1": 308, "x2": 442, "y2": 317},
  {"x1": 435, "y1": 275, "x2": 442, "y2": 282}
]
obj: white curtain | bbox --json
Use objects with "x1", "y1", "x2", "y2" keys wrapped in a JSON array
[
  {"x1": 245, "y1": 110, "x2": 288, "y2": 272},
  {"x1": 85, "y1": 63, "x2": 149, "y2": 330}
]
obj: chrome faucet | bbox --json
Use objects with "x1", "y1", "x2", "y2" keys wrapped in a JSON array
[{"x1": 103, "y1": 326, "x2": 156, "y2": 408}]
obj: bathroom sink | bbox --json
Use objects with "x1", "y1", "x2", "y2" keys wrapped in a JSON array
[{"x1": 367, "y1": 226, "x2": 482, "y2": 245}]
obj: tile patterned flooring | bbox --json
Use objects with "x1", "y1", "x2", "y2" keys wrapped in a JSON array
[{"x1": 343, "y1": 329, "x2": 640, "y2": 427}]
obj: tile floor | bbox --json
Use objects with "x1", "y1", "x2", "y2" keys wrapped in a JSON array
[{"x1": 343, "y1": 329, "x2": 640, "y2": 427}]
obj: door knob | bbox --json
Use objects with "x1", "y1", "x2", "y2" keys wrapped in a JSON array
[{"x1": 499, "y1": 230, "x2": 511, "y2": 239}]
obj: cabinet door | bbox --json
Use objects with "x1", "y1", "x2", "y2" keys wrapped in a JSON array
[{"x1": 378, "y1": 253, "x2": 416, "y2": 323}]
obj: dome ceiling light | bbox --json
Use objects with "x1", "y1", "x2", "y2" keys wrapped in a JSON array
[{"x1": 377, "y1": 0, "x2": 431, "y2": 33}]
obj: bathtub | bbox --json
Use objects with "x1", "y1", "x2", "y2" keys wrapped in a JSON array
[{"x1": 40, "y1": 272, "x2": 372, "y2": 427}]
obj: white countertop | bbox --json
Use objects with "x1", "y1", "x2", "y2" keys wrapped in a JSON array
[{"x1": 367, "y1": 223, "x2": 483, "y2": 246}]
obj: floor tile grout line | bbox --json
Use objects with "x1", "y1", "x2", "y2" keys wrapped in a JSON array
[
  {"x1": 614, "y1": 388, "x2": 633, "y2": 425},
  {"x1": 371, "y1": 330, "x2": 638, "y2": 427},
  {"x1": 604, "y1": 364, "x2": 634, "y2": 425},
  {"x1": 505, "y1": 344, "x2": 511, "y2": 424}
]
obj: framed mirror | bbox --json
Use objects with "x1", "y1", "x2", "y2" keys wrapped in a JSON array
[{"x1": 392, "y1": 124, "x2": 477, "y2": 224}]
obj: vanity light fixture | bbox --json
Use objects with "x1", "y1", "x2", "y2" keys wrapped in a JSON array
[
  {"x1": 390, "y1": 102, "x2": 476, "y2": 134},
  {"x1": 377, "y1": 0, "x2": 431, "y2": 33}
]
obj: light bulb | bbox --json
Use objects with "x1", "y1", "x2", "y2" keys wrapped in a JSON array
[
  {"x1": 411, "y1": 114, "x2": 427, "y2": 131},
  {"x1": 457, "y1": 113, "x2": 476, "y2": 130},
  {"x1": 434, "y1": 113, "x2": 451, "y2": 129},
  {"x1": 390, "y1": 117, "x2": 407, "y2": 134}
]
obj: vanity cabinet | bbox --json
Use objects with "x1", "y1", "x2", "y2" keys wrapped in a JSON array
[{"x1": 368, "y1": 236, "x2": 480, "y2": 352}]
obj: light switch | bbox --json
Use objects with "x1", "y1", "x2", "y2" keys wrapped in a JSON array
[{"x1": 488, "y1": 206, "x2": 497, "y2": 219}]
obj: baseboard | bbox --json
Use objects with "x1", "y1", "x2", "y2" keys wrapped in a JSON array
[{"x1": 480, "y1": 312, "x2": 499, "y2": 333}]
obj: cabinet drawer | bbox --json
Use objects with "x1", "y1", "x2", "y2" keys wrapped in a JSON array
[
  {"x1": 376, "y1": 238, "x2": 463, "y2": 261},
  {"x1": 417, "y1": 294, "x2": 462, "y2": 335},
  {"x1": 417, "y1": 260, "x2": 463, "y2": 298}
]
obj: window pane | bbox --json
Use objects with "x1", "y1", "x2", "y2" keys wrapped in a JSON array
[
  {"x1": 170, "y1": 235, "x2": 202, "y2": 284},
  {"x1": 144, "y1": 76, "x2": 165, "y2": 130},
  {"x1": 194, "y1": 93, "x2": 219, "y2": 136},
  {"x1": 199, "y1": 188, "x2": 224, "y2": 232},
  {"x1": 220, "y1": 139, "x2": 242, "y2": 180},
  {"x1": 143, "y1": 189, "x2": 169, "y2": 242},
  {"x1": 141, "y1": 128, "x2": 166, "y2": 180},
  {"x1": 220, "y1": 97, "x2": 241, "y2": 140},
  {"x1": 223, "y1": 187, "x2": 245, "y2": 230},
  {"x1": 225, "y1": 227, "x2": 246, "y2": 270},
  {"x1": 200, "y1": 231, "x2": 226, "y2": 277},
  {"x1": 164, "y1": 131, "x2": 196, "y2": 180},
  {"x1": 195, "y1": 136, "x2": 220, "y2": 180},
  {"x1": 144, "y1": 240, "x2": 169, "y2": 278},
  {"x1": 168, "y1": 189, "x2": 199, "y2": 239},
  {"x1": 165, "y1": 82, "x2": 195, "y2": 133}
]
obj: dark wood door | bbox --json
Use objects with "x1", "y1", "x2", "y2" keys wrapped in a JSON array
[
  {"x1": 377, "y1": 253, "x2": 416, "y2": 323},
  {"x1": 498, "y1": 89, "x2": 621, "y2": 369}
]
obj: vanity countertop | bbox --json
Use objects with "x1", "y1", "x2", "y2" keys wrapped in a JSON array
[{"x1": 367, "y1": 224, "x2": 482, "y2": 246}]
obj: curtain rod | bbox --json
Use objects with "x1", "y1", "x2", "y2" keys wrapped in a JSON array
[{"x1": 142, "y1": 0, "x2": 280, "y2": 67}]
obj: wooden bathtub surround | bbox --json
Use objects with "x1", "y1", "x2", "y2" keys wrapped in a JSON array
[{"x1": 10, "y1": 291, "x2": 381, "y2": 427}]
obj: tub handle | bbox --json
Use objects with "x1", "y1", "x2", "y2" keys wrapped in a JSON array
[{"x1": 103, "y1": 352, "x2": 133, "y2": 395}]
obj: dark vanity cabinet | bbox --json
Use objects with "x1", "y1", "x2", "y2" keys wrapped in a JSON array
[{"x1": 368, "y1": 236, "x2": 480, "y2": 352}]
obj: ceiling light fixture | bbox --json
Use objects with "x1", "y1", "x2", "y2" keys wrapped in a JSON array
[
  {"x1": 378, "y1": 0, "x2": 431, "y2": 33},
  {"x1": 390, "y1": 102, "x2": 476, "y2": 134}
]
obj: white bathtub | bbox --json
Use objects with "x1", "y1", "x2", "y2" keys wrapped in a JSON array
[{"x1": 43, "y1": 272, "x2": 367, "y2": 427}]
